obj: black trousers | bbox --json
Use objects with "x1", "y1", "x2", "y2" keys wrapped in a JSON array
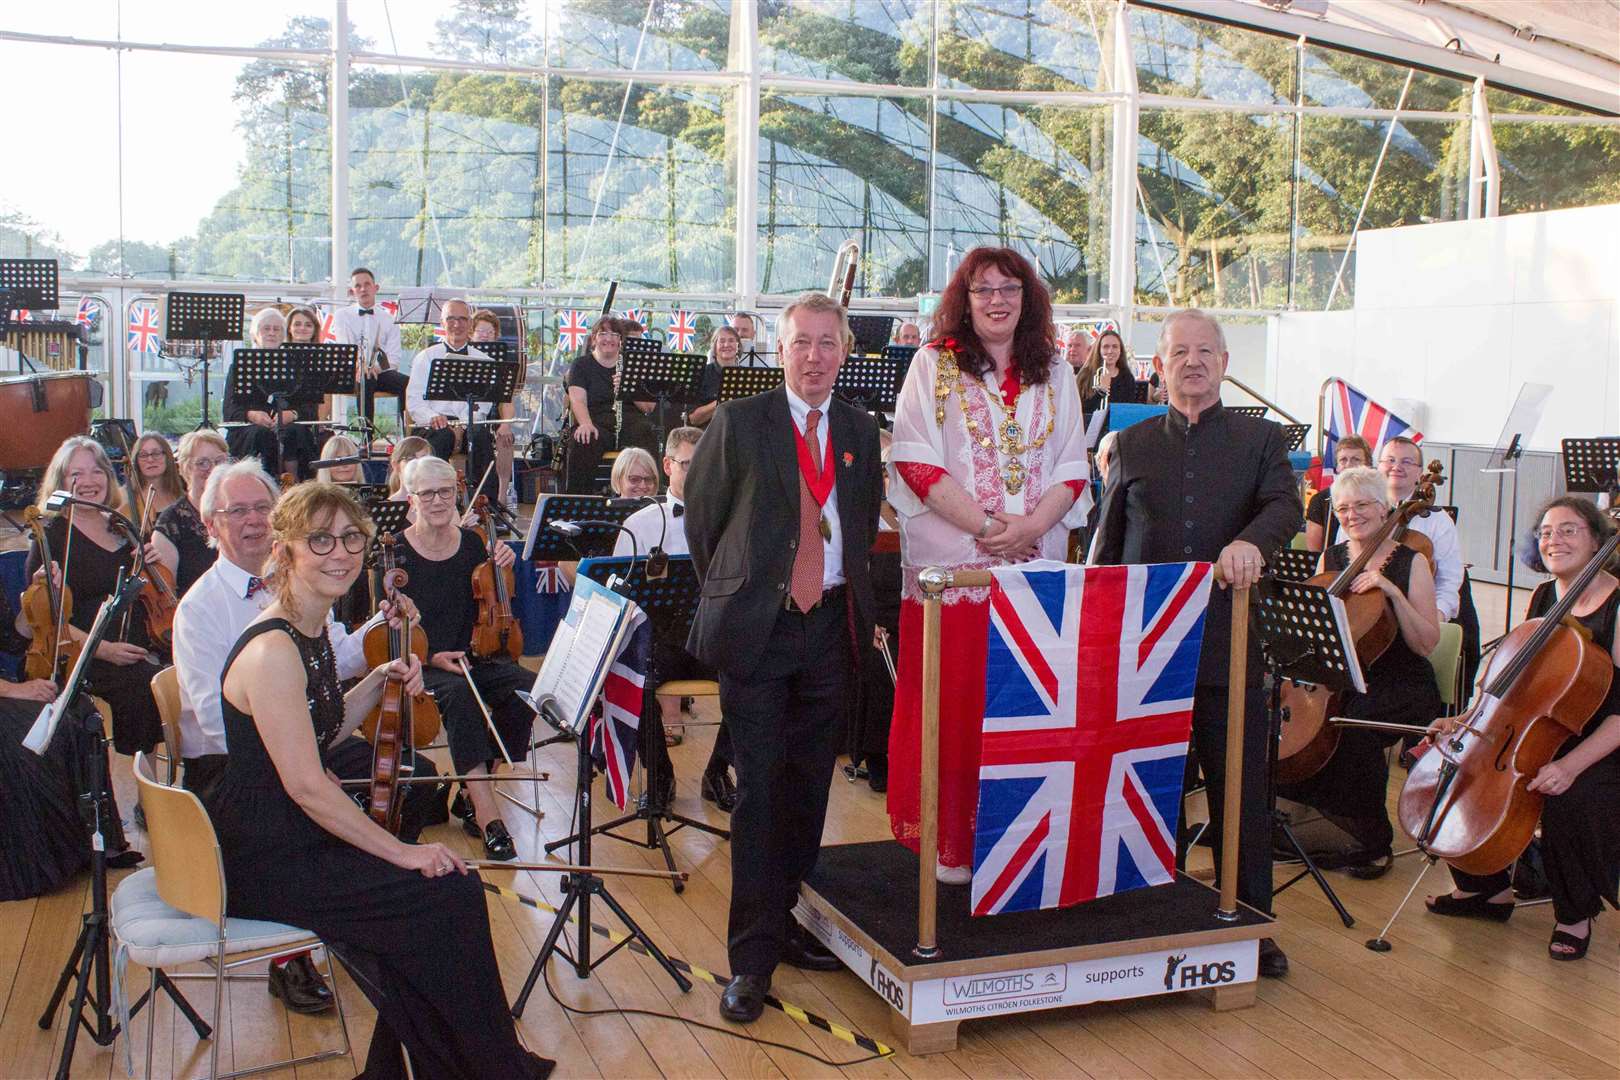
[
  {"x1": 226, "y1": 420, "x2": 318, "y2": 480},
  {"x1": 87, "y1": 655, "x2": 165, "y2": 757},
  {"x1": 423, "y1": 660, "x2": 534, "y2": 775},
  {"x1": 360, "y1": 367, "x2": 410, "y2": 425},
  {"x1": 718, "y1": 598, "x2": 850, "y2": 977},
  {"x1": 563, "y1": 424, "x2": 615, "y2": 496},
  {"x1": 1188, "y1": 685, "x2": 1273, "y2": 916},
  {"x1": 414, "y1": 423, "x2": 497, "y2": 502}
]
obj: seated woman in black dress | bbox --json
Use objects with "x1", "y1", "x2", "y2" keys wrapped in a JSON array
[
  {"x1": 225, "y1": 307, "x2": 319, "y2": 480},
  {"x1": 212, "y1": 480, "x2": 552, "y2": 1078},
  {"x1": 394, "y1": 456, "x2": 533, "y2": 861},
  {"x1": 563, "y1": 320, "x2": 622, "y2": 494},
  {"x1": 151, "y1": 430, "x2": 228, "y2": 598},
  {"x1": 1426, "y1": 496, "x2": 1620, "y2": 961},
  {"x1": 127, "y1": 432, "x2": 184, "y2": 524},
  {"x1": 1278, "y1": 466, "x2": 1441, "y2": 878},
  {"x1": 20, "y1": 437, "x2": 166, "y2": 756}
]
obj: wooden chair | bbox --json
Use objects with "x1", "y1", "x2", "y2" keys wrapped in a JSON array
[
  {"x1": 150, "y1": 666, "x2": 182, "y2": 784},
  {"x1": 111, "y1": 753, "x2": 351, "y2": 1079}
]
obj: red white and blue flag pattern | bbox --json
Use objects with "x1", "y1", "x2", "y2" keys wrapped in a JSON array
[
  {"x1": 665, "y1": 309, "x2": 697, "y2": 351},
  {"x1": 591, "y1": 606, "x2": 650, "y2": 810},
  {"x1": 127, "y1": 303, "x2": 162, "y2": 354},
  {"x1": 971, "y1": 561, "x2": 1213, "y2": 915},
  {"x1": 556, "y1": 309, "x2": 592, "y2": 353},
  {"x1": 75, "y1": 298, "x2": 97, "y2": 329},
  {"x1": 620, "y1": 307, "x2": 650, "y2": 330},
  {"x1": 1323, "y1": 377, "x2": 1421, "y2": 482}
]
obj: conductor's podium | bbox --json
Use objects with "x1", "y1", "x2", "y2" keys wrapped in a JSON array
[{"x1": 796, "y1": 842, "x2": 1269, "y2": 1054}]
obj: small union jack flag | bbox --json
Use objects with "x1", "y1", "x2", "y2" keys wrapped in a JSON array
[
  {"x1": 1323, "y1": 377, "x2": 1421, "y2": 483},
  {"x1": 11, "y1": 308, "x2": 30, "y2": 323},
  {"x1": 533, "y1": 563, "x2": 569, "y2": 594},
  {"x1": 591, "y1": 608, "x2": 650, "y2": 810},
  {"x1": 127, "y1": 303, "x2": 162, "y2": 354},
  {"x1": 75, "y1": 298, "x2": 96, "y2": 329},
  {"x1": 972, "y1": 561, "x2": 1212, "y2": 915},
  {"x1": 318, "y1": 312, "x2": 338, "y2": 343},
  {"x1": 665, "y1": 310, "x2": 697, "y2": 351},
  {"x1": 556, "y1": 309, "x2": 591, "y2": 353},
  {"x1": 379, "y1": 299, "x2": 399, "y2": 318}
]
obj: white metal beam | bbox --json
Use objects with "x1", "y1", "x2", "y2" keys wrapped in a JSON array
[
  {"x1": 1108, "y1": 2, "x2": 1140, "y2": 324},
  {"x1": 732, "y1": 0, "x2": 760, "y2": 307},
  {"x1": 331, "y1": 0, "x2": 350, "y2": 298}
]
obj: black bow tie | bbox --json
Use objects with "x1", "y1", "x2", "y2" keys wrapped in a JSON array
[
  {"x1": 671, "y1": 503, "x2": 684, "y2": 518},
  {"x1": 358, "y1": 307, "x2": 374, "y2": 316}
]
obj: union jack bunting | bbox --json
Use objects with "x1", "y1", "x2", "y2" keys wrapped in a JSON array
[
  {"x1": 665, "y1": 309, "x2": 697, "y2": 351},
  {"x1": 620, "y1": 307, "x2": 650, "y2": 330},
  {"x1": 556, "y1": 309, "x2": 591, "y2": 352},
  {"x1": 1323, "y1": 377, "x2": 1421, "y2": 482},
  {"x1": 127, "y1": 303, "x2": 162, "y2": 354},
  {"x1": 11, "y1": 309, "x2": 30, "y2": 323},
  {"x1": 379, "y1": 299, "x2": 399, "y2": 318},
  {"x1": 591, "y1": 608, "x2": 650, "y2": 809},
  {"x1": 318, "y1": 312, "x2": 338, "y2": 343},
  {"x1": 75, "y1": 298, "x2": 96, "y2": 328},
  {"x1": 972, "y1": 561, "x2": 1213, "y2": 915}
]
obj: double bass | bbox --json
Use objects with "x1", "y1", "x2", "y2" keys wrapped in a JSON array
[
  {"x1": 1275, "y1": 461, "x2": 1444, "y2": 782},
  {"x1": 1398, "y1": 507, "x2": 1619, "y2": 876},
  {"x1": 361, "y1": 537, "x2": 441, "y2": 833},
  {"x1": 468, "y1": 494, "x2": 523, "y2": 661}
]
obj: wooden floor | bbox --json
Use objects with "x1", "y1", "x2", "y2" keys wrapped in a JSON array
[{"x1": 3, "y1": 584, "x2": 1616, "y2": 1079}]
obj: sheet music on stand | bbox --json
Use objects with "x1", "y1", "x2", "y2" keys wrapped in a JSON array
[
  {"x1": 1253, "y1": 578, "x2": 1367, "y2": 693},
  {"x1": 847, "y1": 315, "x2": 895, "y2": 355},
  {"x1": 424, "y1": 353, "x2": 520, "y2": 425},
  {"x1": 1561, "y1": 437, "x2": 1620, "y2": 495},
  {"x1": 1484, "y1": 382, "x2": 1554, "y2": 473},
  {"x1": 718, "y1": 366, "x2": 783, "y2": 402},
  {"x1": 618, "y1": 338, "x2": 705, "y2": 408},
  {"x1": 529, "y1": 574, "x2": 638, "y2": 737}
]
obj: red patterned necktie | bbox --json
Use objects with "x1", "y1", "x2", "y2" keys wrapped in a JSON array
[{"x1": 788, "y1": 409, "x2": 825, "y2": 612}]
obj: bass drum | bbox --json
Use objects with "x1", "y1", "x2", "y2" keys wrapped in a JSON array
[{"x1": 0, "y1": 371, "x2": 98, "y2": 471}]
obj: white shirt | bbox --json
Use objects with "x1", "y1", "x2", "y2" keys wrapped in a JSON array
[
  {"x1": 331, "y1": 303, "x2": 402, "y2": 371},
  {"x1": 1403, "y1": 508, "x2": 1463, "y2": 622},
  {"x1": 614, "y1": 494, "x2": 688, "y2": 558},
  {"x1": 784, "y1": 386, "x2": 846, "y2": 588},
  {"x1": 172, "y1": 554, "x2": 375, "y2": 757},
  {"x1": 405, "y1": 342, "x2": 496, "y2": 427}
]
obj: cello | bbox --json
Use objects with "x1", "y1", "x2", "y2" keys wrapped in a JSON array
[
  {"x1": 1275, "y1": 461, "x2": 1444, "y2": 782},
  {"x1": 1398, "y1": 507, "x2": 1619, "y2": 876},
  {"x1": 468, "y1": 494, "x2": 523, "y2": 661}
]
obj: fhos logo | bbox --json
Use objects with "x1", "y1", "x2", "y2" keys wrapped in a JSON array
[{"x1": 1162, "y1": 952, "x2": 1236, "y2": 991}]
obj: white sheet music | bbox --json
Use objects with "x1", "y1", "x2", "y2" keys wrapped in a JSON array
[{"x1": 530, "y1": 575, "x2": 634, "y2": 734}]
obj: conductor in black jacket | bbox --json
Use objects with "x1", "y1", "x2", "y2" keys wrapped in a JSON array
[
  {"x1": 685, "y1": 292, "x2": 884, "y2": 1023},
  {"x1": 1092, "y1": 309, "x2": 1301, "y2": 980}
]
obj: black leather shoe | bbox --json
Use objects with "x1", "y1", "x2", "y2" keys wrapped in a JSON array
[
  {"x1": 1258, "y1": 937, "x2": 1288, "y2": 979},
  {"x1": 450, "y1": 787, "x2": 474, "y2": 822},
  {"x1": 483, "y1": 819, "x2": 517, "y2": 861},
  {"x1": 865, "y1": 754, "x2": 888, "y2": 794},
  {"x1": 701, "y1": 767, "x2": 737, "y2": 812},
  {"x1": 719, "y1": 974, "x2": 770, "y2": 1023},
  {"x1": 781, "y1": 921, "x2": 842, "y2": 972},
  {"x1": 268, "y1": 954, "x2": 334, "y2": 1014}
]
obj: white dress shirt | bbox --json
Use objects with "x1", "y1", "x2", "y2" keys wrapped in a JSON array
[
  {"x1": 614, "y1": 494, "x2": 689, "y2": 558},
  {"x1": 784, "y1": 385, "x2": 846, "y2": 588},
  {"x1": 331, "y1": 303, "x2": 402, "y2": 371},
  {"x1": 405, "y1": 342, "x2": 496, "y2": 427},
  {"x1": 1403, "y1": 509, "x2": 1463, "y2": 621},
  {"x1": 172, "y1": 555, "x2": 374, "y2": 757}
]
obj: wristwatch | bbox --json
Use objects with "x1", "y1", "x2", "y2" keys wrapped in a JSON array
[{"x1": 978, "y1": 516, "x2": 995, "y2": 539}]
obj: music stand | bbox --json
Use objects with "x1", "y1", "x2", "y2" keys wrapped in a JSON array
[
  {"x1": 165, "y1": 292, "x2": 245, "y2": 430},
  {"x1": 1229, "y1": 406, "x2": 1267, "y2": 419},
  {"x1": 1269, "y1": 547, "x2": 1320, "y2": 584},
  {"x1": 0, "y1": 258, "x2": 58, "y2": 311},
  {"x1": 1252, "y1": 577, "x2": 1366, "y2": 928},
  {"x1": 395, "y1": 288, "x2": 467, "y2": 326},
  {"x1": 881, "y1": 342, "x2": 918, "y2": 372},
  {"x1": 847, "y1": 314, "x2": 895, "y2": 355},
  {"x1": 521, "y1": 494, "x2": 636, "y2": 561},
  {"x1": 227, "y1": 349, "x2": 301, "y2": 475},
  {"x1": 363, "y1": 495, "x2": 412, "y2": 543},
  {"x1": 423, "y1": 353, "x2": 520, "y2": 426},
  {"x1": 1281, "y1": 423, "x2": 1312, "y2": 451},
  {"x1": 548, "y1": 555, "x2": 728, "y2": 889},
  {"x1": 717, "y1": 366, "x2": 782, "y2": 403},
  {"x1": 618, "y1": 338, "x2": 705, "y2": 450},
  {"x1": 468, "y1": 339, "x2": 515, "y2": 365},
  {"x1": 1562, "y1": 437, "x2": 1620, "y2": 498},
  {"x1": 1482, "y1": 382, "x2": 1554, "y2": 633},
  {"x1": 833, "y1": 355, "x2": 905, "y2": 417}
]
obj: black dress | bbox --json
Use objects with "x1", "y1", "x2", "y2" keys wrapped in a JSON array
[
  {"x1": 1451, "y1": 582, "x2": 1620, "y2": 924},
  {"x1": 394, "y1": 529, "x2": 534, "y2": 775},
  {"x1": 1279, "y1": 544, "x2": 1441, "y2": 859},
  {"x1": 154, "y1": 497, "x2": 217, "y2": 598},
  {"x1": 563, "y1": 354, "x2": 618, "y2": 495},
  {"x1": 207, "y1": 618, "x2": 548, "y2": 1079},
  {"x1": 25, "y1": 516, "x2": 164, "y2": 755}
]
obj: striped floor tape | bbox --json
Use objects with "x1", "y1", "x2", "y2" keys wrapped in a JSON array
[{"x1": 481, "y1": 879, "x2": 894, "y2": 1057}]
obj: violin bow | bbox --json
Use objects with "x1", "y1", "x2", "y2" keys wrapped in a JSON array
[{"x1": 456, "y1": 655, "x2": 519, "y2": 767}]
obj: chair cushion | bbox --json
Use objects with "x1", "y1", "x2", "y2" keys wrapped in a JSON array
[{"x1": 111, "y1": 868, "x2": 313, "y2": 968}]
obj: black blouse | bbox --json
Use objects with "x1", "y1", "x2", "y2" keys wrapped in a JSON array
[
  {"x1": 155, "y1": 497, "x2": 218, "y2": 597},
  {"x1": 565, "y1": 354, "x2": 618, "y2": 427},
  {"x1": 394, "y1": 528, "x2": 489, "y2": 656}
]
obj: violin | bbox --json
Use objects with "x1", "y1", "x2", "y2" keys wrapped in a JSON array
[
  {"x1": 20, "y1": 506, "x2": 81, "y2": 684},
  {"x1": 361, "y1": 536, "x2": 441, "y2": 750},
  {"x1": 361, "y1": 537, "x2": 431, "y2": 833},
  {"x1": 1276, "y1": 461, "x2": 1444, "y2": 783},
  {"x1": 468, "y1": 494, "x2": 523, "y2": 661},
  {"x1": 1398, "y1": 508, "x2": 1620, "y2": 876},
  {"x1": 131, "y1": 495, "x2": 179, "y2": 650}
]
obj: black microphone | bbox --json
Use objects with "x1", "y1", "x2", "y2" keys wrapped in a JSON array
[{"x1": 309, "y1": 455, "x2": 362, "y2": 472}]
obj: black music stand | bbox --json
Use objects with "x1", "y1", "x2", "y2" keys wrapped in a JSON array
[
  {"x1": 1562, "y1": 437, "x2": 1620, "y2": 499},
  {"x1": 1229, "y1": 406, "x2": 1268, "y2": 419},
  {"x1": 0, "y1": 259, "x2": 59, "y2": 365},
  {"x1": 227, "y1": 349, "x2": 301, "y2": 475},
  {"x1": 521, "y1": 494, "x2": 636, "y2": 561},
  {"x1": 618, "y1": 338, "x2": 705, "y2": 448},
  {"x1": 1253, "y1": 577, "x2": 1365, "y2": 928},
  {"x1": 422, "y1": 354, "x2": 521, "y2": 497},
  {"x1": 881, "y1": 342, "x2": 918, "y2": 373},
  {"x1": 165, "y1": 291, "x2": 245, "y2": 430},
  {"x1": 1269, "y1": 547, "x2": 1321, "y2": 584},
  {"x1": 834, "y1": 355, "x2": 906, "y2": 418},
  {"x1": 1281, "y1": 423, "x2": 1312, "y2": 451},
  {"x1": 363, "y1": 496, "x2": 412, "y2": 543},
  {"x1": 717, "y1": 365, "x2": 782, "y2": 403},
  {"x1": 546, "y1": 555, "x2": 728, "y2": 891},
  {"x1": 847, "y1": 314, "x2": 895, "y2": 355}
]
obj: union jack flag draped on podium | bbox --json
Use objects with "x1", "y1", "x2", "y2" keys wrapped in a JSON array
[
  {"x1": 665, "y1": 309, "x2": 697, "y2": 351},
  {"x1": 1323, "y1": 378, "x2": 1422, "y2": 482},
  {"x1": 971, "y1": 561, "x2": 1213, "y2": 915},
  {"x1": 127, "y1": 303, "x2": 162, "y2": 354},
  {"x1": 556, "y1": 309, "x2": 591, "y2": 353},
  {"x1": 590, "y1": 607, "x2": 651, "y2": 809}
]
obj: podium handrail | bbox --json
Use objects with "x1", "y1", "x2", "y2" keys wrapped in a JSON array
[
  {"x1": 912, "y1": 566, "x2": 1249, "y2": 955},
  {"x1": 1220, "y1": 374, "x2": 1305, "y2": 426}
]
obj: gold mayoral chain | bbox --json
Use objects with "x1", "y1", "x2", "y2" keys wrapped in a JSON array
[{"x1": 934, "y1": 349, "x2": 1055, "y2": 496}]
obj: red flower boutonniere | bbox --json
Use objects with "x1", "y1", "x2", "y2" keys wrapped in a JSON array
[{"x1": 842, "y1": 451, "x2": 854, "y2": 468}]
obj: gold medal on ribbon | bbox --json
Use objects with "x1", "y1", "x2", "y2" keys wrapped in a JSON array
[{"x1": 819, "y1": 514, "x2": 833, "y2": 541}]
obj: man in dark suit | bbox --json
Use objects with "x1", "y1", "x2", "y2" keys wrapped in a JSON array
[
  {"x1": 685, "y1": 292, "x2": 884, "y2": 1023},
  {"x1": 1092, "y1": 309, "x2": 1301, "y2": 980}
]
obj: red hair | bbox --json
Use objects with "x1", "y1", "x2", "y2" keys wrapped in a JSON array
[{"x1": 929, "y1": 247, "x2": 1055, "y2": 384}]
